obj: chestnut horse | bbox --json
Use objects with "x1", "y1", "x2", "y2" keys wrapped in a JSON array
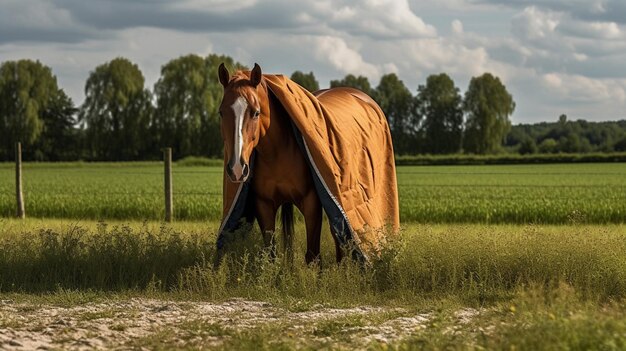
[{"x1": 218, "y1": 63, "x2": 342, "y2": 264}]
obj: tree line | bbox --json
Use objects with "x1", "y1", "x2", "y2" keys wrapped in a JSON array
[
  {"x1": 1, "y1": 55, "x2": 624, "y2": 161},
  {"x1": 506, "y1": 115, "x2": 626, "y2": 154}
]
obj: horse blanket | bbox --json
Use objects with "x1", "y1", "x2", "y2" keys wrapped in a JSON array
[{"x1": 217, "y1": 74, "x2": 400, "y2": 261}]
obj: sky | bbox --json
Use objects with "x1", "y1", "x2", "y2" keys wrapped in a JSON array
[{"x1": 1, "y1": 0, "x2": 625, "y2": 123}]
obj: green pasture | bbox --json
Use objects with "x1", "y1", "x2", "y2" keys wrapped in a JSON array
[
  {"x1": 1, "y1": 162, "x2": 625, "y2": 223},
  {"x1": 1, "y1": 220, "x2": 626, "y2": 349}
]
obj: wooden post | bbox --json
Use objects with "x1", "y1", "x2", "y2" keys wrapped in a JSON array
[
  {"x1": 163, "y1": 147, "x2": 173, "y2": 222},
  {"x1": 15, "y1": 142, "x2": 25, "y2": 219}
]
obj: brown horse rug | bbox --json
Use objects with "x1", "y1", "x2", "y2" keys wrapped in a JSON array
[{"x1": 217, "y1": 74, "x2": 400, "y2": 261}]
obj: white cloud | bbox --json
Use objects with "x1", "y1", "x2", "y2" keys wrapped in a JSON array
[
  {"x1": 369, "y1": 0, "x2": 437, "y2": 37},
  {"x1": 1, "y1": 0, "x2": 72, "y2": 29},
  {"x1": 168, "y1": 0, "x2": 258, "y2": 12},
  {"x1": 451, "y1": 19, "x2": 464, "y2": 35},
  {"x1": 313, "y1": 36, "x2": 380, "y2": 78},
  {"x1": 0, "y1": 0, "x2": 98, "y2": 43},
  {"x1": 382, "y1": 63, "x2": 399, "y2": 75},
  {"x1": 541, "y1": 72, "x2": 626, "y2": 103},
  {"x1": 560, "y1": 20, "x2": 623, "y2": 40},
  {"x1": 512, "y1": 6, "x2": 561, "y2": 41},
  {"x1": 507, "y1": 5, "x2": 626, "y2": 80},
  {"x1": 332, "y1": 6, "x2": 356, "y2": 21},
  {"x1": 1, "y1": 0, "x2": 626, "y2": 122},
  {"x1": 323, "y1": 0, "x2": 437, "y2": 38},
  {"x1": 477, "y1": 0, "x2": 626, "y2": 24},
  {"x1": 402, "y1": 38, "x2": 494, "y2": 80},
  {"x1": 0, "y1": 27, "x2": 218, "y2": 104},
  {"x1": 543, "y1": 72, "x2": 563, "y2": 88}
]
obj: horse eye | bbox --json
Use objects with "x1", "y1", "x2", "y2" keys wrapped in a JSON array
[{"x1": 253, "y1": 110, "x2": 260, "y2": 118}]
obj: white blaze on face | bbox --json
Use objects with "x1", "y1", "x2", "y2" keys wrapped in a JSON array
[{"x1": 230, "y1": 96, "x2": 248, "y2": 179}]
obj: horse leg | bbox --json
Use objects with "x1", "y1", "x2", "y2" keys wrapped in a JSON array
[
  {"x1": 255, "y1": 198, "x2": 278, "y2": 259},
  {"x1": 331, "y1": 229, "x2": 345, "y2": 263},
  {"x1": 299, "y1": 190, "x2": 322, "y2": 265},
  {"x1": 281, "y1": 203, "x2": 295, "y2": 265}
]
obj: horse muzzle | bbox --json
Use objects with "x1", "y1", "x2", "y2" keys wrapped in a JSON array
[{"x1": 226, "y1": 159, "x2": 250, "y2": 183}]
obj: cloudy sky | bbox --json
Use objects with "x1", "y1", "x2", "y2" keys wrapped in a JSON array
[{"x1": 1, "y1": 0, "x2": 625, "y2": 123}]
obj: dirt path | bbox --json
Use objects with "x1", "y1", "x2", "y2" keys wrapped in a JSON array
[{"x1": 0, "y1": 298, "x2": 451, "y2": 350}]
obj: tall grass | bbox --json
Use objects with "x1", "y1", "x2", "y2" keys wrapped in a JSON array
[
  {"x1": 0, "y1": 223, "x2": 213, "y2": 292},
  {"x1": 1, "y1": 221, "x2": 625, "y2": 305}
]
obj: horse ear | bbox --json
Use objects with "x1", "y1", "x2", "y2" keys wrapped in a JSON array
[
  {"x1": 250, "y1": 63, "x2": 262, "y2": 87},
  {"x1": 218, "y1": 63, "x2": 230, "y2": 88}
]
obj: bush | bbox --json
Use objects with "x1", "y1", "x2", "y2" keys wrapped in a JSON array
[
  {"x1": 395, "y1": 152, "x2": 626, "y2": 165},
  {"x1": 176, "y1": 156, "x2": 222, "y2": 167}
]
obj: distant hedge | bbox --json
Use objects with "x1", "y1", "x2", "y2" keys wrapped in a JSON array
[
  {"x1": 395, "y1": 153, "x2": 626, "y2": 165},
  {"x1": 176, "y1": 156, "x2": 223, "y2": 167},
  {"x1": 174, "y1": 153, "x2": 626, "y2": 167}
]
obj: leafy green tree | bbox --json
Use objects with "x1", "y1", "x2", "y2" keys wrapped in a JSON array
[
  {"x1": 330, "y1": 74, "x2": 373, "y2": 96},
  {"x1": 0, "y1": 59, "x2": 63, "y2": 160},
  {"x1": 518, "y1": 135, "x2": 537, "y2": 154},
  {"x1": 153, "y1": 54, "x2": 245, "y2": 158},
  {"x1": 34, "y1": 90, "x2": 79, "y2": 161},
  {"x1": 79, "y1": 57, "x2": 153, "y2": 160},
  {"x1": 373, "y1": 73, "x2": 416, "y2": 154},
  {"x1": 463, "y1": 73, "x2": 515, "y2": 154},
  {"x1": 507, "y1": 116, "x2": 626, "y2": 154},
  {"x1": 416, "y1": 73, "x2": 463, "y2": 154},
  {"x1": 538, "y1": 138, "x2": 558, "y2": 153},
  {"x1": 614, "y1": 136, "x2": 626, "y2": 152},
  {"x1": 559, "y1": 133, "x2": 591, "y2": 153},
  {"x1": 580, "y1": 136, "x2": 592, "y2": 152},
  {"x1": 290, "y1": 71, "x2": 319, "y2": 92}
]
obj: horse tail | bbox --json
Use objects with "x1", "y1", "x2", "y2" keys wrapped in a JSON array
[{"x1": 281, "y1": 203, "x2": 294, "y2": 255}]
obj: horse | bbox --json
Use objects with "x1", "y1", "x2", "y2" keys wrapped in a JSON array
[
  {"x1": 217, "y1": 63, "x2": 341, "y2": 264},
  {"x1": 216, "y1": 63, "x2": 400, "y2": 265}
]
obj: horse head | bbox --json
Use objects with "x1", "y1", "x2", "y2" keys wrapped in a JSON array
[{"x1": 218, "y1": 63, "x2": 269, "y2": 183}]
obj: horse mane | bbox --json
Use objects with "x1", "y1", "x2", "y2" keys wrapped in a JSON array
[{"x1": 227, "y1": 71, "x2": 256, "y2": 87}]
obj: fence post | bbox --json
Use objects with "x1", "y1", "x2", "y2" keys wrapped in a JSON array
[
  {"x1": 15, "y1": 142, "x2": 25, "y2": 219},
  {"x1": 163, "y1": 147, "x2": 173, "y2": 222}
]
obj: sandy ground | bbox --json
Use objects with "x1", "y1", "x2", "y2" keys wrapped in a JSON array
[{"x1": 0, "y1": 298, "x2": 475, "y2": 350}]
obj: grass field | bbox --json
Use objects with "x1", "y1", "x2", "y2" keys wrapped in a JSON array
[
  {"x1": 1, "y1": 219, "x2": 626, "y2": 349},
  {"x1": 2, "y1": 219, "x2": 626, "y2": 300},
  {"x1": 1, "y1": 162, "x2": 625, "y2": 349},
  {"x1": 1, "y1": 162, "x2": 625, "y2": 223}
]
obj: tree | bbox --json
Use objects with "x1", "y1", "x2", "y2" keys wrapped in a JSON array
[
  {"x1": 538, "y1": 138, "x2": 558, "y2": 153},
  {"x1": 463, "y1": 73, "x2": 515, "y2": 154},
  {"x1": 416, "y1": 73, "x2": 463, "y2": 154},
  {"x1": 290, "y1": 71, "x2": 319, "y2": 92},
  {"x1": 330, "y1": 74, "x2": 373, "y2": 96},
  {"x1": 614, "y1": 135, "x2": 626, "y2": 152},
  {"x1": 0, "y1": 59, "x2": 63, "y2": 160},
  {"x1": 35, "y1": 90, "x2": 79, "y2": 161},
  {"x1": 373, "y1": 73, "x2": 416, "y2": 154},
  {"x1": 79, "y1": 57, "x2": 153, "y2": 160},
  {"x1": 518, "y1": 135, "x2": 537, "y2": 154},
  {"x1": 507, "y1": 116, "x2": 626, "y2": 154},
  {"x1": 153, "y1": 54, "x2": 246, "y2": 159},
  {"x1": 560, "y1": 133, "x2": 589, "y2": 153}
]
